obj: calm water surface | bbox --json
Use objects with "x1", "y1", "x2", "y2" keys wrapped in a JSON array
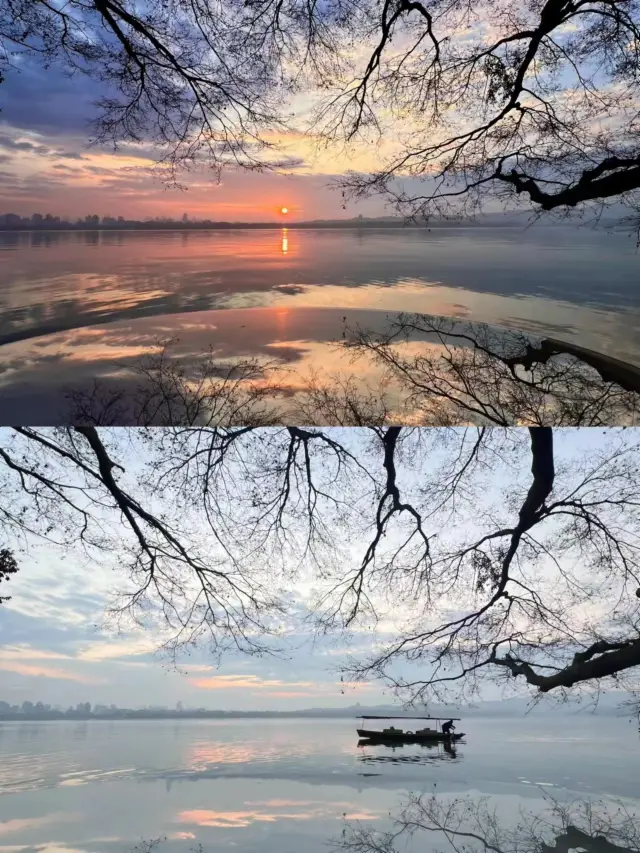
[
  {"x1": 0, "y1": 716, "x2": 638, "y2": 853},
  {"x1": 0, "y1": 227, "x2": 639, "y2": 421}
]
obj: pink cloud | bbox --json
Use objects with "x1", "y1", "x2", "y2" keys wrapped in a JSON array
[
  {"x1": 0, "y1": 661, "x2": 106, "y2": 685},
  {"x1": 189, "y1": 674, "x2": 315, "y2": 691}
]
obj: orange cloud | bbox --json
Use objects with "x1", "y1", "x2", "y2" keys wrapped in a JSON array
[
  {"x1": 179, "y1": 809, "x2": 278, "y2": 828},
  {"x1": 189, "y1": 672, "x2": 373, "y2": 697},
  {"x1": 0, "y1": 661, "x2": 106, "y2": 685},
  {"x1": 179, "y1": 808, "x2": 321, "y2": 828}
]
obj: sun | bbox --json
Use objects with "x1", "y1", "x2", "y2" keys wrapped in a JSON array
[{"x1": 280, "y1": 207, "x2": 289, "y2": 215}]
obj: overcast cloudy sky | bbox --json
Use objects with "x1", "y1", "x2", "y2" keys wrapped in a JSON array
[
  {"x1": 0, "y1": 428, "x2": 625, "y2": 713},
  {"x1": 0, "y1": 541, "x2": 392, "y2": 711}
]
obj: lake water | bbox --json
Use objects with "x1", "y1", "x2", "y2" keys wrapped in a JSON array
[
  {"x1": 1, "y1": 226, "x2": 639, "y2": 423},
  {"x1": 1, "y1": 716, "x2": 639, "y2": 853}
]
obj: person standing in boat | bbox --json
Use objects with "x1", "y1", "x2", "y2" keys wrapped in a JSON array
[{"x1": 442, "y1": 719, "x2": 456, "y2": 737}]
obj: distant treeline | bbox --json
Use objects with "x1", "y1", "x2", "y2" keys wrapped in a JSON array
[
  {"x1": 0, "y1": 709, "x2": 369, "y2": 721},
  {"x1": 0, "y1": 220, "x2": 436, "y2": 231},
  {"x1": 0, "y1": 215, "x2": 545, "y2": 232}
]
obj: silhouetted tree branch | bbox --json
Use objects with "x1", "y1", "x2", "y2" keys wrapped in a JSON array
[
  {"x1": 2, "y1": 426, "x2": 640, "y2": 700},
  {"x1": 4, "y1": 0, "x2": 639, "y2": 227},
  {"x1": 63, "y1": 321, "x2": 640, "y2": 427},
  {"x1": 317, "y1": 0, "x2": 640, "y2": 227},
  {"x1": 66, "y1": 341, "x2": 285, "y2": 426},
  {"x1": 0, "y1": 547, "x2": 18, "y2": 603},
  {"x1": 0, "y1": 0, "x2": 342, "y2": 177},
  {"x1": 333, "y1": 791, "x2": 640, "y2": 853},
  {"x1": 336, "y1": 314, "x2": 640, "y2": 426}
]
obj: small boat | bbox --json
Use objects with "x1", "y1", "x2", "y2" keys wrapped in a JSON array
[{"x1": 356, "y1": 715, "x2": 465, "y2": 743}]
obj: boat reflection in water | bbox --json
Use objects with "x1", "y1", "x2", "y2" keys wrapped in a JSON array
[{"x1": 356, "y1": 737, "x2": 463, "y2": 768}]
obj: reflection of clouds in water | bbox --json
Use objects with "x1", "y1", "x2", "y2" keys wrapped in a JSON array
[
  {"x1": 273, "y1": 284, "x2": 307, "y2": 295},
  {"x1": 0, "y1": 814, "x2": 78, "y2": 836},
  {"x1": 0, "y1": 307, "x2": 394, "y2": 423},
  {"x1": 2, "y1": 228, "x2": 639, "y2": 360},
  {"x1": 188, "y1": 738, "x2": 309, "y2": 768},
  {"x1": 177, "y1": 801, "x2": 380, "y2": 828},
  {"x1": 0, "y1": 304, "x2": 637, "y2": 424},
  {"x1": 59, "y1": 769, "x2": 139, "y2": 787},
  {"x1": 186, "y1": 729, "x2": 362, "y2": 770}
]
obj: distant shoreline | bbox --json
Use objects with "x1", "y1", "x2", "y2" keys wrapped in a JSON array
[
  {"x1": 0, "y1": 711, "x2": 361, "y2": 722},
  {"x1": 0, "y1": 219, "x2": 557, "y2": 234},
  {"x1": 0, "y1": 706, "x2": 629, "y2": 722}
]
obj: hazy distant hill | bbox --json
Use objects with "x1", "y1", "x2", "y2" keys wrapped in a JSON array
[
  {"x1": 0, "y1": 692, "x2": 632, "y2": 722},
  {"x1": 316, "y1": 693, "x2": 633, "y2": 718}
]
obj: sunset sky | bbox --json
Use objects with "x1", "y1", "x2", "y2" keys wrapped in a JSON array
[{"x1": 0, "y1": 60, "x2": 399, "y2": 222}]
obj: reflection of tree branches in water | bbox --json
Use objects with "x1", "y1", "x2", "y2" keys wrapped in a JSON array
[
  {"x1": 65, "y1": 318, "x2": 640, "y2": 427},
  {"x1": 333, "y1": 792, "x2": 640, "y2": 853},
  {"x1": 65, "y1": 340, "x2": 287, "y2": 426},
  {"x1": 337, "y1": 314, "x2": 640, "y2": 427}
]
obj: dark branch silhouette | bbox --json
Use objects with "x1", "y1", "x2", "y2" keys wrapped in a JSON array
[
  {"x1": 318, "y1": 0, "x2": 640, "y2": 228},
  {"x1": 2, "y1": 426, "x2": 640, "y2": 702},
  {"x1": 335, "y1": 314, "x2": 640, "y2": 426},
  {"x1": 0, "y1": 547, "x2": 18, "y2": 603},
  {"x1": 3, "y1": 0, "x2": 639, "y2": 226},
  {"x1": 0, "y1": 0, "x2": 341, "y2": 178},
  {"x1": 63, "y1": 322, "x2": 640, "y2": 428},
  {"x1": 333, "y1": 791, "x2": 640, "y2": 853}
]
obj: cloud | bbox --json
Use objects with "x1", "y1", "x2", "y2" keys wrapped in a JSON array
[
  {"x1": 0, "y1": 661, "x2": 106, "y2": 684},
  {"x1": 178, "y1": 807, "x2": 320, "y2": 828},
  {"x1": 1, "y1": 62, "x2": 102, "y2": 137},
  {"x1": 178, "y1": 664, "x2": 216, "y2": 673},
  {"x1": 189, "y1": 674, "x2": 316, "y2": 691},
  {"x1": 0, "y1": 134, "x2": 50, "y2": 154},
  {"x1": 177, "y1": 802, "x2": 380, "y2": 829},
  {"x1": 0, "y1": 815, "x2": 78, "y2": 837},
  {"x1": 264, "y1": 690, "x2": 319, "y2": 698},
  {"x1": 0, "y1": 646, "x2": 73, "y2": 662},
  {"x1": 75, "y1": 639, "x2": 157, "y2": 662}
]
